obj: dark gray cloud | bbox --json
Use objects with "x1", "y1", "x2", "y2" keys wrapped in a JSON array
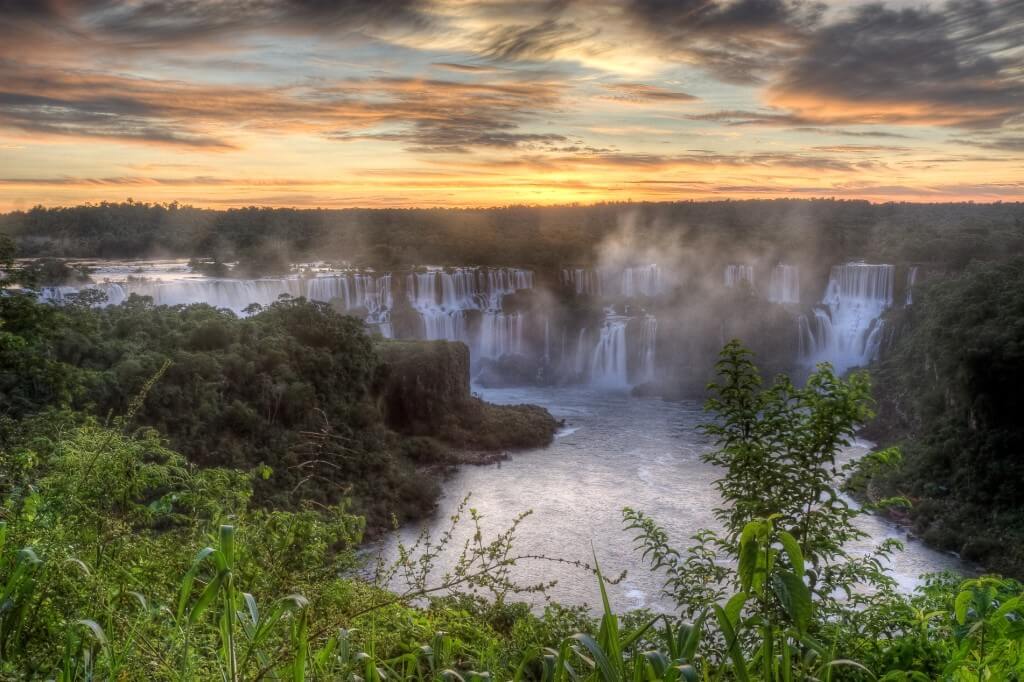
[
  {"x1": 479, "y1": 19, "x2": 596, "y2": 62},
  {"x1": 790, "y1": 127, "x2": 916, "y2": 140},
  {"x1": 0, "y1": 62, "x2": 567, "y2": 152},
  {"x1": 431, "y1": 62, "x2": 498, "y2": 73},
  {"x1": 509, "y1": 149, "x2": 877, "y2": 172},
  {"x1": 687, "y1": 109, "x2": 810, "y2": 126},
  {"x1": 767, "y1": 1, "x2": 1024, "y2": 129},
  {"x1": 0, "y1": 0, "x2": 431, "y2": 49},
  {"x1": 336, "y1": 126, "x2": 568, "y2": 154},
  {"x1": 953, "y1": 134, "x2": 1024, "y2": 152},
  {"x1": 619, "y1": 0, "x2": 824, "y2": 83},
  {"x1": 622, "y1": 0, "x2": 819, "y2": 36},
  {"x1": 602, "y1": 83, "x2": 699, "y2": 103},
  {"x1": 0, "y1": 89, "x2": 236, "y2": 148}
]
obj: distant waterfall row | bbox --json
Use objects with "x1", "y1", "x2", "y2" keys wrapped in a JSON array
[
  {"x1": 563, "y1": 263, "x2": 802, "y2": 304},
  {"x1": 36, "y1": 259, "x2": 923, "y2": 389},
  {"x1": 38, "y1": 267, "x2": 534, "y2": 361},
  {"x1": 561, "y1": 265, "x2": 664, "y2": 298}
]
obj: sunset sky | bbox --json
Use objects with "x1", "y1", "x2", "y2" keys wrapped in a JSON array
[{"x1": 1, "y1": 0, "x2": 1022, "y2": 210}]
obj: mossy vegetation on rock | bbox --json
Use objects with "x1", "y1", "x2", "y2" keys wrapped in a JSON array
[{"x1": 377, "y1": 339, "x2": 558, "y2": 451}]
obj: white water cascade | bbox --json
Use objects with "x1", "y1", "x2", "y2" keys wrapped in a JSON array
[
  {"x1": 590, "y1": 315, "x2": 630, "y2": 388},
  {"x1": 573, "y1": 328, "x2": 590, "y2": 378},
  {"x1": 724, "y1": 264, "x2": 755, "y2": 289},
  {"x1": 561, "y1": 267, "x2": 601, "y2": 296},
  {"x1": 768, "y1": 265, "x2": 800, "y2": 304},
  {"x1": 637, "y1": 316, "x2": 658, "y2": 384},
  {"x1": 404, "y1": 267, "x2": 534, "y2": 357},
  {"x1": 799, "y1": 263, "x2": 894, "y2": 374},
  {"x1": 479, "y1": 313, "x2": 524, "y2": 358},
  {"x1": 36, "y1": 265, "x2": 535, "y2": 349},
  {"x1": 563, "y1": 265, "x2": 665, "y2": 298}
]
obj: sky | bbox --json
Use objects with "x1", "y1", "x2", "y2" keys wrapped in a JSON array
[{"x1": 0, "y1": 0, "x2": 1022, "y2": 210}]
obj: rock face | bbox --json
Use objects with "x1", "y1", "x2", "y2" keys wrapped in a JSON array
[
  {"x1": 376, "y1": 339, "x2": 558, "y2": 450},
  {"x1": 377, "y1": 339, "x2": 472, "y2": 435}
]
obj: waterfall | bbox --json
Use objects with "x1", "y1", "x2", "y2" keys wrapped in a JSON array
[
  {"x1": 479, "y1": 312, "x2": 524, "y2": 358},
  {"x1": 905, "y1": 266, "x2": 918, "y2": 305},
  {"x1": 407, "y1": 270, "x2": 464, "y2": 343},
  {"x1": 38, "y1": 286, "x2": 82, "y2": 304},
  {"x1": 38, "y1": 282, "x2": 127, "y2": 306},
  {"x1": 620, "y1": 265, "x2": 663, "y2": 297},
  {"x1": 405, "y1": 267, "x2": 533, "y2": 350},
  {"x1": 421, "y1": 309, "x2": 468, "y2": 342},
  {"x1": 637, "y1": 316, "x2": 657, "y2": 384},
  {"x1": 440, "y1": 269, "x2": 477, "y2": 309},
  {"x1": 562, "y1": 267, "x2": 600, "y2": 296},
  {"x1": 407, "y1": 271, "x2": 440, "y2": 309},
  {"x1": 573, "y1": 328, "x2": 589, "y2": 378},
  {"x1": 768, "y1": 265, "x2": 799, "y2": 304},
  {"x1": 119, "y1": 278, "x2": 305, "y2": 311},
  {"x1": 724, "y1": 264, "x2": 755, "y2": 289},
  {"x1": 562, "y1": 266, "x2": 663, "y2": 298},
  {"x1": 590, "y1": 316, "x2": 629, "y2": 388},
  {"x1": 34, "y1": 264, "x2": 536, "y2": 349},
  {"x1": 801, "y1": 263, "x2": 894, "y2": 374},
  {"x1": 543, "y1": 318, "x2": 550, "y2": 364}
]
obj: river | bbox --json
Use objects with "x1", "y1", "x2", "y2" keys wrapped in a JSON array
[{"x1": 377, "y1": 384, "x2": 963, "y2": 613}]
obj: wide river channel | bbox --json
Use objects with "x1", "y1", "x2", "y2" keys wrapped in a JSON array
[{"x1": 378, "y1": 385, "x2": 963, "y2": 613}]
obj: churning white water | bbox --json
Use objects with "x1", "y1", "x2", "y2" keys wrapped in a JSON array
[
  {"x1": 590, "y1": 316, "x2": 630, "y2": 388},
  {"x1": 378, "y1": 385, "x2": 963, "y2": 612},
  {"x1": 799, "y1": 263, "x2": 894, "y2": 374}
]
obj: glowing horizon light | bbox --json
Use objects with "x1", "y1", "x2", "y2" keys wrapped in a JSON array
[{"x1": 0, "y1": 0, "x2": 1021, "y2": 210}]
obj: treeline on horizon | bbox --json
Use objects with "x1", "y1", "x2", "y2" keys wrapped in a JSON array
[{"x1": 3, "y1": 199, "x2": 1023, "y2": 272}]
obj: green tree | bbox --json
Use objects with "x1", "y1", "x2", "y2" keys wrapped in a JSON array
[{"x1": 627, "y1": 341, "x2": 904, "y2": 673}]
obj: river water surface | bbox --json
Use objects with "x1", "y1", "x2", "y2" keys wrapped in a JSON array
[{"x1": 378, "y1": 385, "x2": 962, "y2": 613}]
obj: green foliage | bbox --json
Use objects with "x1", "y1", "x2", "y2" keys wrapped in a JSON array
[
  {"x1": 630, "y1": 342, "x2": 900, "y2": 632},
  {"x1": 868, "y1": 257, "x2": 1024, "y2": 576},
  {"x1": 4, "y1": 249, "x2": 1024, "y2": 682},
  {"x1": 0, "y1": 292, "x2": 554, "y2": 530}
]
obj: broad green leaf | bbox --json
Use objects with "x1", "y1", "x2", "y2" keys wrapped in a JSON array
[{"x1": 777, "y1": 531, "x2": 804, "y2": 578}]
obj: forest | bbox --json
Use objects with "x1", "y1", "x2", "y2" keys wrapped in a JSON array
[
  {"x1": 3, "y1": 202, "x2": 1024, "y2": 679},
  {"x1": 864, "y1": 257, "x2": 1024, "y2": 577},
  {"x1": 3, "y1": 200, "x2": 1023, "y2": 272}
]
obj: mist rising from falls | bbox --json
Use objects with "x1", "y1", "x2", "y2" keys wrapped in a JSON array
[
  {"x1": 768, "y1": 265, "x2": 800, "y2": 304},
  {"x1": 561, "y1": 264, "x2": 664, "y2": 298},
  {"x1": 618, "y1": 265, "x2": 664, "y2": 298},
  {"x1": 724, "y1": 264, "x2": 754, "y2": 289},
  {"x1": 799, "y1": 263, "x2": 894, "y2": 374},
  {"x1": 638, "y1": 316, "x2": 657, "y2": 384}
]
